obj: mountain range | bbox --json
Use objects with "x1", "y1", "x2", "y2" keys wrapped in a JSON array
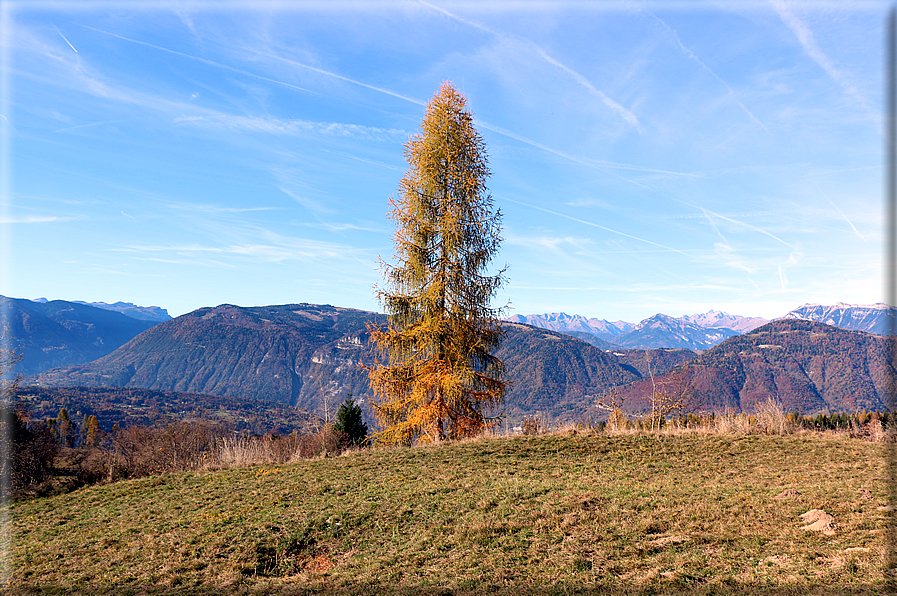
[
  {"x1": 508, "y1": 303, "x2": 897, "y2": 351},
  {"x1": 70, "y1": 300, "x2": 172, "y2": 322},
  {"x1": 30, "y1": 304, "x2": 666, "y2": 423},
  {"x1": 1, "y1": 295, "x2": 160, "y2": 376},
  {"x1": 8, "y1": 295, "x2": 897, "y2": 424},
  {"x1": 616, "y1": 319, "x2": 894, "y2": 416},
  {"x1": 23, "y1": 300, "x2": 891, "y2": 422},
  {"x1": 780, "y1": 302, "x2": 895, "y2": 335},
  {"x1": 507, "y1": 311, "x2": 755, "y2": 351}
]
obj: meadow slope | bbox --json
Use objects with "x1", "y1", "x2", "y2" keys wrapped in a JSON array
[{"x1": 6, "y1": 432, "x2": 892, "y2": 595}]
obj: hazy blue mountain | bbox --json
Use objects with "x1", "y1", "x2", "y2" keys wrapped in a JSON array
[
  {"x1": 1, "y1": 295, "x2": 160, "y2": 376},
  {"x1": 71, "y1": 300, "x2": 172, "y2": 322}
]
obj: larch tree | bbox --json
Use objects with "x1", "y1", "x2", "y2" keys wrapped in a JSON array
[{"x1": 367, "y1": 81, "x2": 507, "y2": 445}]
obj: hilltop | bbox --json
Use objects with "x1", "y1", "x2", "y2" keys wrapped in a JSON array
[{"x1": 7, "y1": 431, "x2": 886, "y2": 594}]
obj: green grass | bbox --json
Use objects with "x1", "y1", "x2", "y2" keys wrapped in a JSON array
[{"x1": 5, "y1": 431, "x2": 892, "y2": 594}]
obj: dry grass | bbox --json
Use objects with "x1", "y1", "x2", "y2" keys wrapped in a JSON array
[{"x1": 6, "y1": 430, "x2": 891, "y2": 595}]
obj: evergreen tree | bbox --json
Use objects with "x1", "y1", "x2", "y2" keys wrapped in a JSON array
[
  {"x1": 367, "y1": 81, "x2": 507, "y2": 445},
  {"x1": 332, "y1": 397, "x2": 369, "y2": 447}
]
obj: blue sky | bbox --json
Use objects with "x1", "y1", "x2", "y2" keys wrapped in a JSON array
[{"x1": 0, "y1": 0, "x2": 887, "y2": 322}]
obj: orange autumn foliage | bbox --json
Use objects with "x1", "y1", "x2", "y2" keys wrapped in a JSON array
[{"x1": 367, "y1": 82, "x2": 507, "y2": 445}]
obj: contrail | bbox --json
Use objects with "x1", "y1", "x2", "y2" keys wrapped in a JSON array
[
  {"x1": 828, "y1": 199, "x2": 866, "y2": 241},
  {"x1": 88, "y1": 23, "x2": 685, "y2": 189},
  {"x1": 770, "y1": 0, "x2": 869, "y2": 111},
  {"x1": 242, "y1": 47, "x2": 425, "y2": 106},
  {"x1": 681, "y1": 200, "x2": 795, "y2": 249},
  {"x1": 501, "y1": 195, "x2": 691, "y2": 257},
  {"x1": 418, "y1": 0, "x2": 640, "y2": 129},
  {"x1": 83, "y1": 25, "x2": 318, "y2": 97},
  {"x1": 478, "y1": 118, "x2": 702, "y2": 187},
  {"x1": 644, "y1": 11, "x2": 767, "y2": 133},
  {"x1": 54, "y1": 25, "x2": 77, "y2": 53}
]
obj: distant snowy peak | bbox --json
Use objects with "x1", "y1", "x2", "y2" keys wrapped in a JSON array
[
  {"x1": 780, "y1": 303, "x2": 895, "y2": 335},
  {"x1": 504, "y1": 313, "x2": 634, "y2": 338},
  {"x1": 505, "y1": 311, "x2": 744, "y2": 349},
  {"x1": 615, "y1": 313, "x2": 739, "y2": 350},
  {"x1": 680, "y1": 310, "x2": 769, "y2": 333}
]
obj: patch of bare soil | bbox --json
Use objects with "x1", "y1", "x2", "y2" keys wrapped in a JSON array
[
  {"x1": 774, "y1": 489, "x2": 801, "y2": 499},
  {"x1": 800, "y1": 509, "x2": 835, "y2": 536},
  {"x1": 647, "y1": 535, "x2": 690, "y2": 547},
  {"x1": 759, "y1": 554, "x2": 791, "y2": 566}
]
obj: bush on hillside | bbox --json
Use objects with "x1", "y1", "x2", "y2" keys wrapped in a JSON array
[
  {"x1": 0, "y1": 406, "x2": 58, "y2": 497},
  {"x1": 332, "y1": 397, "x2": 368, "y2": 447}
]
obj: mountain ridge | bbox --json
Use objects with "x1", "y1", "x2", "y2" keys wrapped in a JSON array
[
  {"x1": 29, "y1": 303, "x2": 689, "y2": 424},
  {"x1": 1, "y1": 295, "x2": 161, "y2": 376},
  {"x1": 616, "y1": 319, "x2": 892, "y2": 416},
  {"x1": 779, "y1": 302, "x2": 895, "y2": 335}
]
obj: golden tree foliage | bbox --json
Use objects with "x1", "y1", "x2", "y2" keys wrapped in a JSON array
[{"x1": 367, "y1": 82, "x2": 507, "y2": 445}]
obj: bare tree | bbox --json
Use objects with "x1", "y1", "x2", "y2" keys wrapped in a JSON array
[
  {"x1": 594, "y1": 386, "x2": 627, "y2": 431},
  {"x1": 645, "y1": 361, "x2": 696, "y2": 431}
]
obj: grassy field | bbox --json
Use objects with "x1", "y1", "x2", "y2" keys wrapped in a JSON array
[{"x1": 4, "y1": 430, "x2": 892, "y2": 594}]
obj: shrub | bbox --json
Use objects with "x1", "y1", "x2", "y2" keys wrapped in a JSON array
[
  {"x1": 332, "y1": 397, "x2": 369, "y2": 447},
  {"x1": 522, "y1": 416, "x2": 541, "y2": 436},
  {"x1": 754, "y1": 397, "x2": 788, "y2": 435},
  {"x1": 0, "y1": 407, "x2": 58, "y2": 497}
]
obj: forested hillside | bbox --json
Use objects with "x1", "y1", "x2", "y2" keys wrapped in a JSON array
[
  {"x1": 14, "y1": 385, "x2": 319, "y2": 436},
  {"x1": 30, "y1": 304, "x2": 690, "y2": 424},
  {"x1": 618, "y1": 319, "x2": 893, "y2": 415}
]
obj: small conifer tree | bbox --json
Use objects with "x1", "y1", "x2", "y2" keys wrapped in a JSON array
[
  {"x1": 81, "y1": 414, "x2": 99, "y2": 448},
  {"x1": 332, "y1": 397, "x2": 369, "y2": 447}
]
